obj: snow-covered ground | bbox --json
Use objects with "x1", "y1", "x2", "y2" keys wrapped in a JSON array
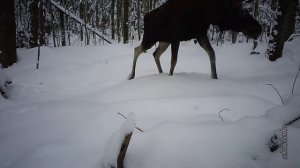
[{"x1": 0, "y1": 39, "x2": 300, "y2": 168}]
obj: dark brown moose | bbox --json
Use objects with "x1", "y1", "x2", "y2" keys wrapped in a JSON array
[{"x1": 128, "y1": 0, "x2": 262, "y2": 80}]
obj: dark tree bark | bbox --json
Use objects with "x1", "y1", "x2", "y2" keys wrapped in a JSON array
[
  {"x1": 29, "y1": 0, "x2": 42, "y2": 48},
  {"x1": 266, "y1": 0, "x2": 299, "y2": 61},
  {"x1": 60, "y1": 9, "x2": 66, "y2": 46},
  {"x1": 0, "y1": 0, "x2": 17, "y2": 67},
  {"x1": 123, "y1": 0, "x2": 129, "y2": 44},
  {"x1": 50, "y1": 5, "x2": 57, "y2": 47},
  {"x1": 117, "y1": 0, "x2": 122, "y2": 43},
  {"x1": 111, "y1": 0, "x2": 116, "y2": 40},
  {"x1": 137, "y1": 0, "x2": 141, "y2": 40},
  {"x1": 252, "y1": 0, "x2": 259, "y2": 50},
  {"x1": 231, "y1": 31, "x2": 238, "y2": 44}
]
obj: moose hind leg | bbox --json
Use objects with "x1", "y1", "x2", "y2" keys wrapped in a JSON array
[
  {"x1": 169, "y1": 42, "x2": 180, "y2": 76},
  {"x1": 153, "y1": 42, "x2": 170, "y2": 74},
  {"x1": 128, "y1": 45, "x2": 144, "y2": 80},
  {"x1": 197, "y1": 37, "x2": 218, "y2": 79}
]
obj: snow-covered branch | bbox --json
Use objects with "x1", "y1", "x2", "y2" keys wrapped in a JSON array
[{"x1": 49, "y1": 0, "x2": 112, "y2": 44}]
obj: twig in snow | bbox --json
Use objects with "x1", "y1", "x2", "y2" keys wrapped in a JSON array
[
  {"x1": 118, "y1": 112, "x2": 144, "y2": 132},
  {"x1": 267, "y1": 84, "x2": 283, "y2": 105},
  {"x1": 292, "y1": 66, "x2": 300, "y2": 95},
  {"x1": 218, "y1": 108, "x2": 231, "y2": 121},
  {"x1": 286, "y1": 115, "x2": 300, "y2": 126}
]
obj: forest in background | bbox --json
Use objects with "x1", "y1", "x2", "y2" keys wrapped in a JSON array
[
  {"x1": 14, "y1": 0, "x2": 300, "y2": 47},
  {"x1": 0, "y1": 0, "x2": 300, "y2": 68}
]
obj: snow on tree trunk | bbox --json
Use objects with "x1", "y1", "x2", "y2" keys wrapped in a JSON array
[
  {"x1": 266, "y1": 0, "x2": 299, "y2": 61},
  {"x1": 101, "y1": 113, "x2": 136, "y2": 168}
]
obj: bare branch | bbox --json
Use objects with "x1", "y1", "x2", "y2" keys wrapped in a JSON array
[
  {"x1": 267, "y1": 84, "x2": 283, "y2": 105},
  {"x1": 218, "y1": 108, "x2": 231, "y2": 121},
  {"x1": 118, "y1": 112, "x2": 144, "y2": 132}
]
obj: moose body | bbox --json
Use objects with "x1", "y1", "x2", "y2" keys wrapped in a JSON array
[{"x1": 128, "y1": 0, "x2": 262, "y2": 80}]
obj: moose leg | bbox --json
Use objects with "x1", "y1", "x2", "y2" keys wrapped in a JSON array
[
  {"x1": 153, "y1": 42, "x2": 170, "y2": 73},
  {"x1": 197, "y1": 37, "x2": 218, "y2": 79},
  {"x1": 169, "y1": 41, "x2": 180, "y2": 76},
  {"x1": 128, "y1": 45, "x2": 145, "y2": 80}
]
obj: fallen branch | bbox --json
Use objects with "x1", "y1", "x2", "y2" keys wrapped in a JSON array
[
  {"x1": 117, "y1": 132, "x2": 133, "y2": 168},
  {"x1": 101, "y1": 113, "x2": 136, "y2": 168},
  {"x1": 118, "y1": 112, "x2": 144, "y2": 132},
  {"x1": 48, "y1": 0, "x2": 112, "y2": 44}
]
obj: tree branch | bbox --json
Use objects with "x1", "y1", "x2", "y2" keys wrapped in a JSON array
[{"x1": 48, "y1": 0, "x2": 112, "y2": 44}]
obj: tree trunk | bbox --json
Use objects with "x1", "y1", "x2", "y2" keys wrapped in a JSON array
[
  {"x1": 50, "y1": 5, "x2": 56, "y2": 47},
  {"x1": 29, "y1": 0, "x2": 40, "y2": 48},
  {"x1": 252, "y1": 0, "x2": 259, "y2": 50},
  {"x1": 231, "y1": 31, "x2": 238, "y2": 44},
  {"x1": 60, "y1": 9, "x2": 66, "y2": 46},
  {"x1": 111, "y1": 0, "x2": 116, "y2": 40},
  {"x1": 266, "y1": 0, "x2": 299, "y2": 61},
  {"x1": 0, "y1": 0, "x2": 17, "y2": 67},
  {"x1": 123, "y1": 0, "x2": 129, "y2": 44},
  {"x1": 137, "y1": 0, "x2": 141, "y2": 40},
  {"x1": 117, "y1": 0, "x2": 122, "y2": 43}
]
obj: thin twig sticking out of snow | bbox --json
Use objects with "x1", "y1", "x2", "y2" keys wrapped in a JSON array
[
  {"x1": 286, "y1": 115, "x2": 300, "y2": 126},
  {"x1": 118, "y1": 112, "x2": 144, "y2": 132},
  {"x1": 292, "y1": 66, "x2": 300, "y2": 95},
  {"x1": 218, "y1": 108, "x2": 231, "y2": 121},
  {"x1": 266, "y1": 84, "x2": 283, "y2": 105}
]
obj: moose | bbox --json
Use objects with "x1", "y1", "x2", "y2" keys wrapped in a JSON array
[{"x1": 128, "y1": 0, "x2": 262, "y2": 80}]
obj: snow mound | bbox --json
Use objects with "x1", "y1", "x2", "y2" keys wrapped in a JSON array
[{"x1": 101, "y1": 113, "x2": 136, "y2": 168}]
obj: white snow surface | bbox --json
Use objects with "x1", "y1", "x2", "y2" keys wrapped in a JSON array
[{"x1": 1, "y1": 39, "x2": 300, "y2": 168}]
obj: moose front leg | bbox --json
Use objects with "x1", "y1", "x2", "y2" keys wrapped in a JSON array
[
  {"x1": 128, "y1": 45, "x2": 144, "y2": 80},
  {"x1": 169, "y1": 41, "x2": 180, "y2": 76},
  {"x1": 197, "y1": 37, "x2": 218, "y2": 79}
]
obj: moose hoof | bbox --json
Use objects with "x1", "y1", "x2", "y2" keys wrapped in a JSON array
[{"x1": 128, "y1": 73, "x2": 135, "y2": 80}]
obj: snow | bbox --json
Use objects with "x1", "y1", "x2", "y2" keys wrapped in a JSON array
[{"x1": 0, "y1": 39, "x2": 300, "y2": 168}]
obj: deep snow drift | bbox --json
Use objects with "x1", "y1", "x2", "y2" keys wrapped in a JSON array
[{"x1": 0, "y1": 39, "x2": 300, "y2": 168}]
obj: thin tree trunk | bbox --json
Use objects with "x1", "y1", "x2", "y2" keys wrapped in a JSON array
[
  {"x1": 50, "y1": 5, "x2": 56, "y2": 47},
  {"x1": 252, "y1": 0, "x2": 259, "y2": 50},
  {"x1": 111, "y1": 0, "x2": 116, "y2": 40},
  {"x1": 117, "y1": 0, "x2": 122, "y2": 43},
  {"x1": 60, "y1": 9, "x2": 66, "y2": 46},
  {"x1": 137, "y1": 0, "x2": 141, "y2": 40},
  {"x1": 123, "y1": 0, "x2": 129, "y2": 44},
  {"x1": 29, "y1": 0, "x2": 40, "y2": 48}
]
